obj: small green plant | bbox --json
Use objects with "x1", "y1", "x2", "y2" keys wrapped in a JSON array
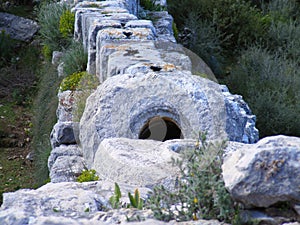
[
  {"x1": 62, "y1": 41, "x2": 88, "y2": 76},
  {"x1": 42, "y1": 44, "x2": 52, "y2": 61},
  {"x1": 128, "y1": 189, "x2": 143, "y2": 210},
  {"x1": 172, "y1": 22, "x2": 178, "y2": 40},
  {"x1": 77, "y1": 169, "x2": 99, "y2": 183},
  {"x1": 60, "y1": 71, "x2": 86, "y2": 92},
  {"x1": 109, "y1": 182, "x2": 122, "y2": 209},
  {"x1": 73, "y1": 73, "x2": 99, "y2": 122},
  {"x1": 59, "y1": 9, "x2": 75, "y2": 38},
  {"x1": 37, "y1": 2, "x2": 71, "y2": 52},
  {"x1": 146, "y1": 132, "x2": 238, "y2": 222}
]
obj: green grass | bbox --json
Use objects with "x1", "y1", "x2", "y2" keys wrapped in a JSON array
[{"x1": 0, "y1": 147, "x2": 36, "y2": 205}]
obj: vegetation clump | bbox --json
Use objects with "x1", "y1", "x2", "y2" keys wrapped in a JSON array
[
  {"x1": 77, "y1": 169, "x2": 99, "y2": 183},
  {"x1": 61, "y1": 41, "x2": 88, "y2": 76},
  {"x1": 167, "y1": 0, "x2": 300, "y2": 137},
  {"x1": 37, "y1": 2, "x2": 72, "y2": 58},
  {"x1": 146, "y1": 133, "x2": 239, "y2": 223},
  {"x1": 59, "y1": 9, "x2": 75, "y2": 38},
  {"x1": 60, "y1": 71, "x2": 86, "y2": 92}
]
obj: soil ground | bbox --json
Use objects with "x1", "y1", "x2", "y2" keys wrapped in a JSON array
[{"x1": 0, "y1": 99, "x2": 36, "y2": 205}]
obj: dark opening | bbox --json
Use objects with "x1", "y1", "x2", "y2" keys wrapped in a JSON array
[{"x1": 139, "y1": 116, "x2": 183, "y2": 142}]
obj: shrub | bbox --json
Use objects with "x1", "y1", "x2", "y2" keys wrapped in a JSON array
[
  {"x1": 146, "y1": 133, "x2": 238, "y2": 222},
  {"x1": 72, "y1": 72, "x2": 99, "y2": 122},
  {"x1": 59, "y1": 9, "x2": 75, "y2": 38},
  {"x1": 182, "y1": 15, "x2": 225, "y2": 77},
  {"x1": 263, "y1": 0, "x2": 300, "y2": 23},
  {"x1": 41, "y1": 44, "x2": 52, "y2": 61},
  {"x1": 77, "y1": 169, "x2": 99, "y2": 182},
  {"x1": 168, "y1": 0, "x2": 266, "y2": 46},
  {"x1": 267, "y1": 20, "x2": 300, "y2": 60},
  {"x1": 37, "y1": 2, "x2": 71, "y2": 53},
  {"x1": 226, "y1": 46, "x2": 300, "y2": 137},
  {"x1": 62, "y1": 41, "x2": 88, "y2": 76},
  {"x1": 60, "y1": 71, "x2": 86, "y2": 92}
]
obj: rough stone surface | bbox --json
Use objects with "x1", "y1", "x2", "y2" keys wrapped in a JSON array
[
  {"x1": 87, "y1": 19, "x2": 122, "y2": 75},
  {"x1": 80, "y1": 71, "x2": 228, "y2": 166},
  {"x1": 222, "y1": 135, "x2": 300, "y2": 208},
  {"x1": 0, "y1": 180, "x2": 229, "y2": 225},
  {"x1": 48, "y1": 144, "x2": 83, "y2": 171},
  {"x1": 221, "y1": 85, "x2": 259, "y2": 144},
  {"x1": 52, "y1": 51, "x2": 63, "y2": 66},
  {"x1": 93, "y1": 138, "x2": 185, "y2": 188},
  {"x1": 0, "y1": 12, "x2": 39, "y2": 42},
  {"x1": 147, "y1": 11, "x2": 176, "y2": 43},
  {"x1": 50, "y1": 121, "x2": 76, "y2": 148},
  {"x1": 49, "y1": 155, "x2": 86, "y2": 183},
  {"x1": 56, "y1": 90, "x2": 75, "y2": 122},
  {"x1": 96, "y1": 27, "x2": 155, "y2": 80}
]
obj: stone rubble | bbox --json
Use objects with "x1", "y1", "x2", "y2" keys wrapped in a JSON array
[
  {"x1": 0, "y1": 12, "x2": 39, "y2": 42},
  {"x1": 223, "y1": 135, "x2": 300, "y2": 208}
]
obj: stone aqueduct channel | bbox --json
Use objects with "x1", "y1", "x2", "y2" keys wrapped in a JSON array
[
  {"x1": 49, "y1": 0, "x2": 259, "y2": 183},
  {"x1": 1, "y1": 1, "x2": 300, "y2": 224}
]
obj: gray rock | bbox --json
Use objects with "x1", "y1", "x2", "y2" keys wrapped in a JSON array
[
  {"x1": 48, "y1": 144, "x2": 83, "y2": 171},
  {"x1": 93, "y1": 138, "x2": 181, "y2": 188},
  {"x1": 0, "y1": 12, "x2": 39, "y2": 42},
  {"x1": 50, "y1": 121, "x2": 76, "y2": 148},
  {"x1": 87, "y1": 19, "x2": 122, "y2": 75},
  {"x1": 95, "y1": 27, "x2": 155, "y2": 80},
  {"x1": 81, "y1": 8, "x2": 129, "y2": 50},
  {"x1": 80, "y1": 71, "x2": 228, "y2": 166},
  {"x1": 56, "y1": 90, "x2": 74, "y2": 122},
  {"x1": 0, "y1": 182, "x2": 107, "y2": 219},
  {"x1": 221, "y1": 85, "x2": 259, "y2": 144},
  {"x1": 49, "y1": 155, "x2": 86, "y2": 183},
  {"x1": 0, "y1": 177, "x2": 229, "y2": 225},
  {"x1": 52, "y1": 51, "x2": 63, "y2": 66},
  {"x1": 222, "y1": 135, "x2": 300, "y2": 208},
  {"x1": 125, "y1": 20, "x2": 156, "y2": 36},
  {"x1": 57, "y1": 62, "x2": 65, "y2": 77},
  {"x1": 147, "y1": 11, "x2": 176, "y2": 43}
]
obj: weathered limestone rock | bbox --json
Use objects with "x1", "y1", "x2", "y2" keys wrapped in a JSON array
[
  {"x1": 147, "y1": 11, "x2": 176, "y2": 43},
  {"x1": 0, "y1": 12, "x2": 39, "y2": 42},
  {"x1": 0, "y1": 181, "x2": 153, "y2": 224},
  {"x1": 96, "y1": 27, "x2": 155, "y2": 80},
  {"x1": 222, "y1": 135, "x2": 300, "y2": 208},
  {"x1": 49, "y1": 155, "x2": 86, "y2": 183},
  {"x1": 124, "y1": 20, "x2": 156, "y2": 36},
  {"x1": 56, "y1": 90, "x2": 75, "y2": 122},
  {"x1": 0, "y1": 179, "x2": 229, "y2": 224},
  {"x1": 50, "y1": 121, "x2": 76, "y2": 148},
  {"x1": 87, "y1": 19, "x2": 122, "y2": 75},
  {"x1": 80, "y1": 71, "x2": 228, "y2": 166},
  {"x1": 48, "y1": 145, "x2": 85, "y2": 183},
  {"x1": 52, "y1": 51, "x2": 63, "y2": 66},
  {"x1": 222, "y1": 85, "x2": 259, "y2": 144},
  {"x1": 93, "y1": 138, "x2": 192, "y2": 188},
  {"x1": 48, "y1": 145, "x2": 82, "y2": 170},
  {"x1": 81, "y1": 9, "x2": 129, "y2": 50}
]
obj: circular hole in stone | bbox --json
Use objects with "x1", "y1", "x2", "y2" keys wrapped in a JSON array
[{"x1": 139, "y1": 116, "x2": 183, "y2": 142}]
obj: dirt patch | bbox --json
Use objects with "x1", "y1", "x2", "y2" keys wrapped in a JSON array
[{"x1": 0, "y1": 103, "x2": 36, "y2": 205}]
